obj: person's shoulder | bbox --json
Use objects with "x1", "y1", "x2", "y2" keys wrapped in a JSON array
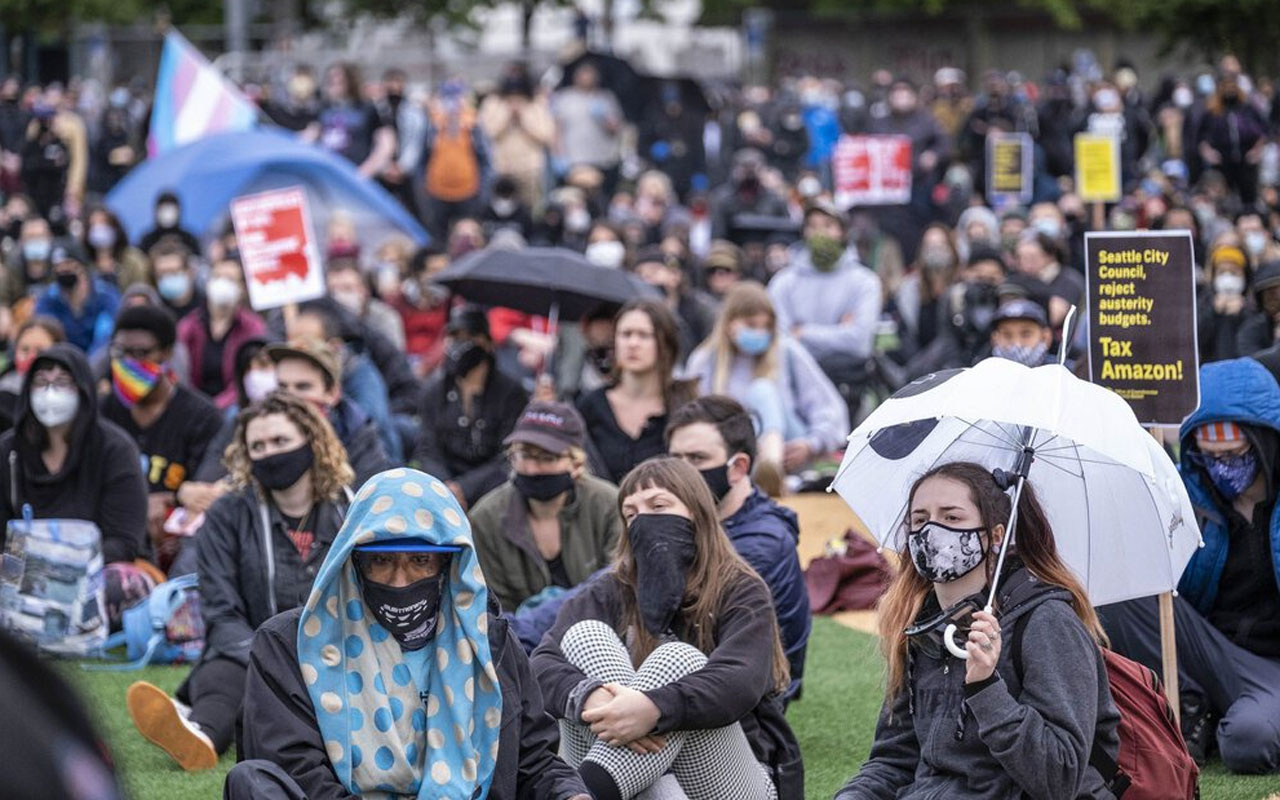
[
  {"x1": 204, "y1": 485, "x2": 256, "y2": 527},
  {"x1": 174, "y1": 384, "x2": 221, "y2": 416},
  {"x1": 576, "y1": 386, "x2": 609, "y2": 416},
  {"x1": 255, "y1": 607, "x2": 303, "y2": 649},
  {"x1": 97, "y1": 418, "x2": 141, "y2": 456},
  {"x1": 468, "y1": 482, "x2": 514, "y2": 524},
  {"x1": 578, "y1": 472, "x2": 619, "y2": 498}
]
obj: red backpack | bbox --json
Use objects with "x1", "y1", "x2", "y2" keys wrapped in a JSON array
[{"x1": 1012, "y1": 613, "x2": 1199, "y2": 799}]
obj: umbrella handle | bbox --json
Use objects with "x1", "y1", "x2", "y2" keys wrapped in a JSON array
[{"x1": 943, "y1": 623, "x2": 970, "y2": 660}]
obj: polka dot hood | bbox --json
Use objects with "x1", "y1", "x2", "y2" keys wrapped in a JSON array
[{"x1": 296, "y1": 468, "x2": 502, "y2": 799}]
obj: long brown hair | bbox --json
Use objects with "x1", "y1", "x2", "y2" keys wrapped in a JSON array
[
  {"x1": 615, "y1": 457, "x2": 790, "y2": 694},
  {"x1": 700, "y1": 281, "x2": 780, "y2": 392},
  {"x1": 223, "y1": 390, "x2": 354, "y2": 502},
  {"x1": 612, "y1": 298, "x2": 695, "y2": 409},
  {"x1": 877, "y1": 461, "x2": 1107, "y2": 697}
]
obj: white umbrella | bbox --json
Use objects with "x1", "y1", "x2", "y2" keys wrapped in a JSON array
[{"x1": 830, "y1": 357, "x2": 1202, "y2": 655}]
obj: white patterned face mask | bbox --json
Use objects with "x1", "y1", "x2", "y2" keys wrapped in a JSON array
[
  {"x1": 907, "y1": 521, "x2": 987, "y2": 583},
  {"x1": 993, "y1": 341, "x2": 1048, "y2": 367}
]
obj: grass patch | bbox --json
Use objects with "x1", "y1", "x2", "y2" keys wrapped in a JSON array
[{"x1": 68, "y1": 619, "x2": 1280, "y2": 799}]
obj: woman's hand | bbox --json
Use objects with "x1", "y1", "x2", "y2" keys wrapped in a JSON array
[
  {"x1": 581, "y1": 684, "x2": 661, "y2": 747},
  {"x1": 581, "y1": 685, "x2": 615, "y2": 721},
  {"x1": 965, "y1": 610, "x2": 1002, "y2": 685}
]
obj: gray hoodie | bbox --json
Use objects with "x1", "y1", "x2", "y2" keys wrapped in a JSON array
[
  {"x1": 768, "y1": 245, "x2": 883, "y2": 362},
  {"x1": 836, "y1": 567, "x2": 1120, "y2": 800}
]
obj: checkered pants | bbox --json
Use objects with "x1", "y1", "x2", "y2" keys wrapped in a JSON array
[{"x1": 558, "y1": 619, "x2": 777, "y2": 800}]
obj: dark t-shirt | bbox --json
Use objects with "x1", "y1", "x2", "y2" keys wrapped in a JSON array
[
  {"x1": 199, "y1": 321, "x2": 228, "y2": 399},
  {"x1": 1212, "y1": 500, "x2": 1280, "y2": 658},
  {"x1": 546, "y1": 553, "x2": 572, "y2": 590},
  {"x1": 279, "y1": 510, "x2": 316, "y2": 561},
  {"x1": 317, "y1": 101, "x2": 381, "y2": 166},
  {"x1": 576, "y1": 388, "x2": 668, "y2": 485},
  {"x1": 102, "y1": 384, "x2": 225, "y2": 494}
]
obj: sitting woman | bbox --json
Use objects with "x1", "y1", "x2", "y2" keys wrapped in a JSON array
[
  {"x1": 0, "y1": 315, "x2": 65, "y2": 432},
  {"x1": 532, "y1": 457, "x2": 802, "y2": 800},
  {"x1": 835, "y1": 462, "x2": 1119, "y2": 800},
  {"x1": 684, "y1": 282, "x2": 848, "y2": 483},
  {"x1": 469, "y1": 400, "x2": 623, "y2": 614},
  {"x1": 126, "y1": 391, "x2": 355, "y2": 771},
  {"x1": 224, "y1": 467, "x2": 590, "y2": 800}
]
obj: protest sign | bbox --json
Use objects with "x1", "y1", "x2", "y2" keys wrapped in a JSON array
[
  {"x1": 1086, "y1": 230, "x2": 1199, "y2": 425},
  {"x1": 832, "y1": 135, "x2": 912, "y2": 208},
  {"x1": 1074, "y1": 133, "x2": 1121, "y2": 203},
  {"x1": 229, "y1": 187, "x2": 325, "y2": 311},
  {"x1": 986, "y1": 132, "x2": 1033, "y2": 204}
]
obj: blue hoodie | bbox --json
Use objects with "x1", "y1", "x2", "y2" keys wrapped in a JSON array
[{"x1": 1177, "y1": 357, "x2": 1280, "y2": 613}]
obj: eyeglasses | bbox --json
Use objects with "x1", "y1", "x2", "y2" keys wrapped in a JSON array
[
  {"x1": 110, "y1": 344, "x2": 160, "y2": 361},
  {"x1": 31, "y1": 373, "x2": 75, "y2": 391}
]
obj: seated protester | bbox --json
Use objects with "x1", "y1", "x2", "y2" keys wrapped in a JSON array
[
  {"x1": 102, "y1": 305, "x2": 225, "y2": 571},
  {"x1": 88, "y1": 284, "x2": 194, "y2": 393},
  {"x1": 469, "y1": 401, "x2": 623, "y2": 614},
  {"x1": 138, "y1": 191, "x2": 202, "y2": 256},
  {"x1": 552, "y1": 304, "x2": 617, "y2": 404},
  {"x1": 176, "y1": 255, "x2": 266, "y2": 409},
  {"x1": 666, "y1": 396, "x2": 811, "y2": 702},
  {"x1": 0, "y1": 344, "x2": 149, "y2": 626},
  {"x1": 1198, "y1": 245, "x2": 1250, "y2": 365},
  {"x1": 631, "y1": 246, "x2": 718, "y2": 361},
  {"x1": 1011, "y1": 230, "x2": 1083, "y2": 331},
  {"x1": 225, "y1": 468, "x2": 591, "y2": 800},
  {"x1": 1098, "y1": 358, "x2": 1280, "y2": 773},
  {"x1": 413, "y1": 305, "x2": 528, "y2": 509},
  {"x1": 0, "y1": 315, "x2": 65, "y2": 432},
  {"x1": 701, "y1": 239, "x2": 746, "y2": 303},
  {"x1": 577, "y1": 299, "x2": 696, "y2": 485},
  {"x1": 837, "y1": 462, "x2": 1119, "y2": 799},
  {"x1": 532, "y1": 457, "x2": 800, "y2": 800},
  {"x1": 126, "y1": 391, "x2": 355, "y2": 771},
  {"x1": 150, "y1": 240, "x2": 205, "y2": 323},
  {"x1": 390, "y1": 244, "x2": 451, "y2": 376},
  {"x1": 326, "y1": 256, "x2": 406, "y2": 351},
  {"x1": 191, "y1": 337, "x2": 275, "y2": 485},
  {"x1": 33, "y1": 239, "x2": 120, "y2": 357},
  {"x1": 1236, "y1": 260, "x2": 1280, "y2": 358},
  {"x1": 270, "y1": 338, "x2": 392, "y2": 487},
  {"x1": 985, "y1": 298, "x2": 1056, "y2": 367},
  {"x1": 684, "y1": 282, "x2": 847, "y2": 482}
]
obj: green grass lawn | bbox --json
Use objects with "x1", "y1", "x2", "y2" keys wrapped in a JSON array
[{"x1": 69, "y1": 617, "x2": 1280, "y2": 799}]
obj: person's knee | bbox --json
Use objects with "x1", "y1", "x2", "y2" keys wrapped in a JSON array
[
  {"x1": 223, "y1": 760, "x2": 279, "y2": 800},
  {"x1": 561, "y1": 619, "x2": 618, "y2": 654},
  {"x1": 647, "y1": 641, "x2": 708, "y2": 680},
  {"x1": 1217, "y1": 709, "x2": 1280, "y2": 774}
]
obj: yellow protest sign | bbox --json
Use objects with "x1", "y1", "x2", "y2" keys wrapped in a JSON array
[{"x1": 1074, "y1": 133, "x2": 1121, "y2": 203}]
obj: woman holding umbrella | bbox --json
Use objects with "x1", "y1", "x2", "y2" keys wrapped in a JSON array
[{"x1": 836, "y1": 461, "x2": 1119, "y2": 800}]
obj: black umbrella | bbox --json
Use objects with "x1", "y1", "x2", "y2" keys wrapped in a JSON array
[{"x1": 555, "y1": 50, "x2": 647, "y2": 123}]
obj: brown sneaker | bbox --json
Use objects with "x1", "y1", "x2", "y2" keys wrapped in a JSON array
[{"x1": 126, "y1": 681, "x2": 218, "y2": 771}]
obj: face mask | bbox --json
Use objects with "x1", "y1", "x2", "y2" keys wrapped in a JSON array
[
  {"x1": 250, "y1": 443, "x2": 315, "y2": 491},
  {"x1": 332, "y1": 288, "x2": 364, "y2": 315},
  {"x1": 628, "y1": 513, "x2": 698, "y2": 636},
  {"x1": 156, "y1": 204, "x2": 180, "y2": 228},
  {"x1": 921, "y1": 247, "x2": 952, "y2": 272},
  {"x1": 1196, "y1": 75, "x2": 1215, "y2": 96},
  {"x1": 491, "y1": 197, "x2": 518, "y2": 217},
  {"x1": 585, "y1": 240, "x2": 626, "y2": 269},
  {"x1": 157, "y1": 272, "x2": 192, "y2": 302},
  {"x1": 513, "y1": 471, "x2": 574, "y2": 502},
  {"x1": 807, "y1": 234, "x2": 844, "y2": 272},
  {"x1": 243, "y1": 369, "x2": 278, "y2": 403},
  {"x1": 1173, "y1": 87, "x2": 1194, "y2": 109},
  {"x1": 1032, "y1": 217, "x2": 1062, "y2": 239},
  {"x1": 698, "y1": 463, "x2": 733, "y2": 503},
  {"x1": 55, "y1": 270, "x2": 79, "y2": 290},
  {"x1": 1094, "y1": 89, "x2": 1120, "y2": 111},
  {"x1": 446, "y1": 340, "x2": 490, "y2": 378},
  {"x1": 206, "y1": 277, "x2": 241, "y2": 309},
  {"x1": 733, "y1": 326, "x2": 773, "y2": 356},
  {"x1": 360, "y1": 573, "x2": 444, "y2": 651},
  {"x1": 797, "y1": 176, "x2": 823, "y2": 197},
  {"x1": 993, "y1": 341, "x2": 1049, "y2": 367},
  {"x1": 30, "y1": 385, "x2": 79, "y2": 428},
  {"x1": 565, "y1": 207, "x2": 592, "y2": 234},
  {"x1": 587, "y1": 345, "x2": 613, "y2": 375},
  {"x1": 111, "y1": 357, "x2": 165, "y2": 407},
  {"x1": 1214, "y1": 273, "x2": 1246, "y2": 296},
  {"x1": 907, "y1": 521, "x2": 988, "y2": 584},
  {"x1": 1245, "y1": 231, "x2": 1269, "y2": 257},
  {"x1": 1204, "y1": 451, "x2": 1259, "y2": 500},
  {"x1": 87, "y1": 224, "x2": 116, "y2": 250},
  {"x1": 22, "y1": 238, "x2": 50, "y2": 262}
]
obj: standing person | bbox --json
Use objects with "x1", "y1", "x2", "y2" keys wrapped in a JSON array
[
  {"x1": 1198, "y1": 244, "x2": 1250, "y2": 364},
  {"x1": 479, "y1": 62, "x2": 556, "y2": 209},
  {"x1": 418, "y1": 79, "x2": 491, "y2": 240},
  {"x1": 305, "y1": 62, "x2": 395, "y2": 179},
  {"x1": 1196, "y1": 73, "x2": 1267, "y2": 205},
  {"x1": 468, "y1": 401, "x2": 623, "y2": 614},
  {"x1": 137, "y1": 192, "x2": 201, "y2": 255},
  {"x1": 532, "y1": 457, "x2": 801, "y2": 800},
  {"x1": 33, "y1": 240, "x2": 119, "y2": 356},
  {"x1": 176, "y1": 256, "x2": 266, "y2": 408},
  {"x1": 837, "y1": 462, "x2": 1119, "y2": 799},
  {"x1": 224, "y1": 468, "x2": 591, "y2": 800},
  {"x1": 552, "y1": 63, "x2": 623, "y2": 192},
  {"x1": 20, "y1": 102, "x2": 71, "y2": 218},
  {"x1": 870, "y1": 79, "x2": 951, "y2": 262},
  {"x1": 666, "y1": 396, "x2": 811, "y2": 701},
  {"x1": 576, "y1": 299, "x2": 695, "y2": 485},
  {"x1": 126, "y1": 392, "x2": 354, "y2": 771}
]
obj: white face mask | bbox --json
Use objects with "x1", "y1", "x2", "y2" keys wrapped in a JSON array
[
  {"x1": 1032, "y1": 217, "x2": 1063, "y2": 239},
  {"x1": 585, "y1": 240, "x2": 626, "y2": 269},
  {"x1": 31, "y1": 386, "x2": 79, "y2": 428},
  {"x1": 797, "y1": 176, "x2": 823, "y2": 198},
  {"x1": 333, "y1": 288, "x2": 365, "y2": 315},
  {"x1": 491, "y1": 197, "x2": 518, "y2": 217},
  {"x1": 565, "y1": 207, "x2": 592, "y2": 234},
  {"x1": 1173, "y1": 87, "x2": 1194, "y2": 109},
  {"x1": 1244, "y1": 230, "x2": 1269, "y2": 257},
  {"x1": 156, "y1": 204, "x2": 180, "y2": 228},
  {"x1": 1214, "y1": 273, "x2": 1246, "y2": 296},
  {"x1": 206, "y1": 277, "x2": 242, "y2": 309},
  {"x1": 243, "y1": 369, "x2": 278, "y2": 403}
]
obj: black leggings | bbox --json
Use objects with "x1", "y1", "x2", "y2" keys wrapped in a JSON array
[{"x1": 183, "y1": 657, "x2": 248, "y2": 754}]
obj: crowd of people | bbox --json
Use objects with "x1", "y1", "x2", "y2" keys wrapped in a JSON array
[{"x1": 0, "y1": 41, "x2": 1278, "y2": 799}]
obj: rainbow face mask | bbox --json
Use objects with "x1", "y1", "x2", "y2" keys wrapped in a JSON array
[{"x1": 112, "y1": 357, "x2": 165, "y2": 407}]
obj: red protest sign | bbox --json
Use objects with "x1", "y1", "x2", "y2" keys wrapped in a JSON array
[
  {"x1": 230, "y1": 187, "x2": 326, "y2": 311},
  {"x1": 832, "y1": 134, "x2": 913, "y2": 209}
]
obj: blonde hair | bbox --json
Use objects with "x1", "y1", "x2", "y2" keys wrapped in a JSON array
[
  {"x1": 702, "y1": 281, "x2": 780, "y2": 394},
  {"x1": 223, "y1": 391, "x2": 355, "y2": 502}
]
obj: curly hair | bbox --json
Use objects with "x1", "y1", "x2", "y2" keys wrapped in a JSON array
[{"x1": 223, "y1": 391, "x2": 354, "y2": 501}]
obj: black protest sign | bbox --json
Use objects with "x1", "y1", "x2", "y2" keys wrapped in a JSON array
[
  {"x1": 986, "y1": 132, "x2": 1033, "y2": 204},
  {"x1": 1085, "y1": 231, "x2": 1199, "y2": 425}
]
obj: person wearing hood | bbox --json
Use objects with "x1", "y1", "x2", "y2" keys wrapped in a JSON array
[
  {"x1": 1198, "y1": 244, "x2": 1250, "y2": 364},
  {"x1": 138, "y1": 191, "x2": 201, "y2": 256},
  {"x1": 666, "y1": 396, "x2": 811, "y2": 702},
  {"x1": 176, "y1": 255, "x2": 266, "y2": 408},
  {"x1": 127, "y1": 391, "x2": 355, "y2": 771},
  {"x1": 1098, "y1": 358, "x2": 1280, "y2": 773},
  {"x1": 32, "y1": 239, "x2": 120, "y2": 357},
  {"x1": 0, "y1": 343, "x2": 149, "y2": 625},
  {"x1": 838, "y1": 462, "x2": 1119, "y2": 799},
  {"x1": 224, "y1": 467, "x2": 590, "y2": 800},
  {"x1": 468, "y1": 400, "x2": 623, "y2": 614},
  {"x1": 0, "y1": 316, "x2": 64, "y2": 433},
  {"x1": 532, "y1": 456, "x2": 801, "y2": 800},
  {"x1": 1236, "y1": 260, "x2": 1280, "y2": 357},
  {"x1": 955, "y1": 205, "x2": 1001, "y2": 264}
]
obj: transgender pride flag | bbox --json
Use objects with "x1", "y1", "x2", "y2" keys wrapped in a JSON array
[{"x1": 147, "y1": 30, "x2": 258, "y2": 157}]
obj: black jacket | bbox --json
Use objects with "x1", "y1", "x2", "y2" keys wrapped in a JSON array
[
  {"x1": 237, "y1": 607, "x2": 589, "y2": 800},
  {"x1": 328, "y1": 397, "x2": 393, "y2": 488},
  {"x1": 0, "y1": 344, "x2": 147, "y2": 563}
]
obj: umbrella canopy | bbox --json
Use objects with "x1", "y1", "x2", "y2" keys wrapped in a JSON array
[
  {"x1": 106, "y1": 129, "x2": 429, "y2": 249},
  {"x1": 432, "y1": 246, "x2": 657, "y2": 320},
  {"x1": 831, "y1": 358, "x2": 1202, "y2": 607},
  {"x1": 555, "y1": 50, "x2": 647, "y2": 123}
]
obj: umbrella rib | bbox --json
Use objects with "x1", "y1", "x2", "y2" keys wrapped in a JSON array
[
  {"x1": 955, "y1": 420, "x2": 1024, "y2": 449},
  {"x1": 1068, "y1": 439, "x2": 1094, "y2": 599},
  {"x1": 1026, "y1": 451, "x2": 1086, "y2": 480}
]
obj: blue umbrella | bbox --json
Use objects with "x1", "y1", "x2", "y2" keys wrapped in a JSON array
[{"x1": 106, "y1": 129, "x2": 429, "y2": 249}]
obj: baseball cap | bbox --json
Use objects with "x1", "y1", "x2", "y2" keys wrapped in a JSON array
[
  {"x1": 267, "y1": 338, "x2": 343, "y2": 388},
  {"x1": 803, "y1": 198, "x2": 846, "y2": 230},
  {"x1": 992, "y1": 298, "x2": 1048, "y2": 328},
  {"x1": 446, "y1": 304, "x2": 491, "y2": 338},
  {"x1": 50, "y1": 238, "x2": 87, "y2": 267},
  {"x1": 704, "y1": 241, "x2": 743, "y2": 272},
  {"x1": 503, "y1": 401, "x2": 586, "y2": 455}
]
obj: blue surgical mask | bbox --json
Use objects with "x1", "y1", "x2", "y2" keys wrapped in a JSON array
[
  {"x1": 157, "y1": 272, "x2": 192, "y2": 302},
  {"x1": 1204, "y1": 451, "x2": 1259, "y2": 500},
  {"x1": 87, "y1": 224, "x2": 116, "y2": 250},
  {"x1": 734, "y1": 326, "x2": 773, "y2": 356},
  {"x1": 22, "y1": 238, "x2": 50, "y2": 262}
]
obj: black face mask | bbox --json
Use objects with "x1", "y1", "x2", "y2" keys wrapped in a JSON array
[
  {"x1": 360, "y1": 573, "x2": 444, "y2": 650},
  {"x1": 446, "y1": 340, "x2": 491, "y2": 379},
  {"x1": 55, "y1": 271, "x2": 78, "y2": 289},
  {"x1": 250, "y1": 444, "x2": 315, "y2": 491},
  {"x1": 628, "y1": 514, "x2": 697, "y2": 636},
  {"x1": 513, "y1": 471, "x2": 574, "y2": 502},
  {"x1": 587, "y1": 346, "x2": 613, "y2": 376},
  {"x1": 699, "y1": 463, "x2": 733, "y2": 503}
]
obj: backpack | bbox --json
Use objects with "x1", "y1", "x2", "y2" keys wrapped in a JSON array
[
  {"x1": 1012, "y1": 611, "x2": 1199, "y2": 800},
  {"x1": 424, "y1": 105, "x2": 481, "y2": 202},
  {"x1": 84, "y1": 573, "x2": 204, "y2": 670}
]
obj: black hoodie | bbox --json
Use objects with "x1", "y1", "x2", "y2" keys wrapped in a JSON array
[{"x1": 0, "y1": 344, "x2": 147, "y2": 563}]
